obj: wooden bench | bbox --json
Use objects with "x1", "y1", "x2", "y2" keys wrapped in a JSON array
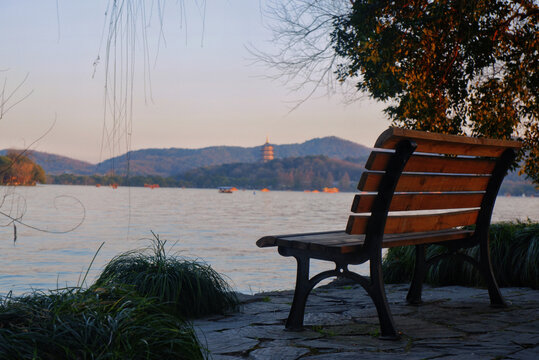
[{"x1": 256, "y1": 127, "x2": 522, "y2": 339}]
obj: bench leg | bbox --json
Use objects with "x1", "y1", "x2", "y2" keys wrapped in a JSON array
[
  {"x1": 479, "y1": 240, "x2": 506, "y2": 307},
  {"x1": 285, "y1": 256, "x2": 310, "y2": 330},
  {"x1": 370, "y1": 256, "x2": 399, "y2": 339},
  {"x1": 406, "y1": 244, "x2": 426, "y2": 305}
]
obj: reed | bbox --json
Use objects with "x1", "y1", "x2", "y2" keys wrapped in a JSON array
[
  {"x1": 93, "y1": 233, "x2": 238, "y2": 318},
  {"x1": 382, "y1": 221, "x2": 539, "y2": 289}
]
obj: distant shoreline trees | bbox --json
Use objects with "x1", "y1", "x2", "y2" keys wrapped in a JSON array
[{"x1": 0, "y1": 151, "x2": 46, "y2": 186}]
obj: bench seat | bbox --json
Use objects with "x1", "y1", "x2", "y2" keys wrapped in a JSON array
[{"x1": 257, "y1": 228, "x2": 475, "y2": 254}]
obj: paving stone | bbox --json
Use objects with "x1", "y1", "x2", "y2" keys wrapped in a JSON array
[
  {"x1": 393, "y1": 315, "x2": 463, "y2": 339},
  {"x1": 314, "y1": 289, "x2": 367, "y2": 303},
  {"x1": 211, "y1": 355, "x2": 245, "y2": 360},
  {"x1": 319, "y1": 323, "x2": 378, "y2": 336},
  {"x1": 263, "y1": 295, "x2": 294, "y2": 304},
  {"x1": 241, "y1": 301, "x2": 291, "y2": 315},
  {"x1": 248, "y1": 346, "x2": 310, "y2": 360},
  {"x1": 505, "y1": 322, "x2": 539, "y2": 334},
  {"x1": 429, "y1": 353, "x2": 493, "y2": 360},
  {"x1": 437, "y1": 300, "x2": 496, "y2": 311},
  {"x1": 236, "y1": 292, "x2": 258, "y2": 303},
  {"x1": 504, "y1": 289, "x2": 539, "y2": 303},
  {"x1": 294, "y1": 338, "x2": 358, "y2": 352},
  {"x1": 411, "y1": 307, "x2": 472, "y2": 325},
  {"x1": 202, "y1": 329, "x2": 259, "y2": 355},
  {"x1": 235, "y1": 325, "x2": 322, "y2": 341},
  {"x1": 248, "y1": 311, "x2": 288, "y2": 325},
  {"x1": 488, "y1": 311, "x2": 538, "y2": 325},
  {"x1": 505, "y1": 346, "x2": 539, "y2": 360},
  {"x1": 510, "y1": 333, "x2": 539, "y2": 347},
  {"x1": 304, "y1": 304, "x2": 354, "y2": 314},
  {"x1": 257, "y1": 339, "x2": 290, "y2": 347},
  {"x1": 503, "y1": 309, "x2": 539, "y2": 322},
  {"x1": 305, "y1": 351, "x2": 438, "y2": 360},
  {"x1": 474, "y1": 330, "x2": 532, "y2": 346},
  {"x1": 305, "y1": 297, "x2": 343, "y2": 308},
  {"x1": 451, "y1": 320, "x2": 503, "y2": 334},
  {"x1": 387, "y1": 304, "x2": 418, "y2": 316},
  {"x1": 414, "y1": 337, "x2": 522, "y2": 358},
  {"x1": 341, "y1": 305, "x2": 379, "y2": 319},
  {"x1": 296, "y1": 333, "x2": 406, "y2": 353},
  {"x1": 195, "y1": 318, "x2": 255, "y2": 333},
  {"x1": 303, "y1": 312, "x2": 354, "y2": 326},
  {"x1": 304, "y1": 352, "x2": 371, "y2": 359}
]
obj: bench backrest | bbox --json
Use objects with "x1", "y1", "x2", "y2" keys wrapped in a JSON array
[{"x1": 346, "y1": 127, "x2": 522, "y2": 244}]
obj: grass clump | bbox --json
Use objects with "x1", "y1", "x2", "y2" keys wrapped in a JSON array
[
  {"x1": 382, "y1": 221, "x2": 539, "y2": 289},
  {"x1": 93, "y1": 233, "x2": 238, "y2": 318},
  {"x1": 0, "y1": 286, "x2": 204, "y2": 359},
  {"x1": 0, "y1": 233, "x2": 240, "y2": 359}
]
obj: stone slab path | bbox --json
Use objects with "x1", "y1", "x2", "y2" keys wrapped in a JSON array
[{"x1": 194, "y1": 283, "x2": 539, "y2": 359}]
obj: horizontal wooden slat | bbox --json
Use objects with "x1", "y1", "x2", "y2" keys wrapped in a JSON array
[
  {"x1": 346, "y1": 209, "x2": 479, "y2": 235},
  {"x1": 257, "y1": 229, "x2": 475, "y2": 254},
  {"x1": 382, "y1": 229, "x2": 475, "y2": 248},
  {"x1": 358, "y1": 172, "x2": 490, "y2": 192},
  {"x1": 351, "y1": 192, "x2": 484, "y2": 213},
  {"x1": 374, "y1": 127, "x2": 522, "y2": 157},
  {"x1": 365, "y1": 151, "x2": 497, "y2": 174}
]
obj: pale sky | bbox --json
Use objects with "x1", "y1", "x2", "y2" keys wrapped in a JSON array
[{"x1": 1, "y1": 1, "x2": 389, "y2": 164}]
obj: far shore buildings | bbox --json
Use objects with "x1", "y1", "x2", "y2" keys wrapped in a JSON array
[{"x1": 261, "y1": 137, "x2": 274, "y2": 162}]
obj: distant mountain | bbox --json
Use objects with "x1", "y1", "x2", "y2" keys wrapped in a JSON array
[
  {"x1": 0, "y1": 150, "x2": 95, "y2": 175},
  {"x1": 94, "y1": 136, "x2": 372, "y2": 177},
  {"x1": 1, "y1": 137, "x2": 371, "y2": 177}
]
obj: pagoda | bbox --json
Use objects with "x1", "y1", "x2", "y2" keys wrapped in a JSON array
[{"x1": 261, "y1": 137, "x2": 274, "y2": 162}]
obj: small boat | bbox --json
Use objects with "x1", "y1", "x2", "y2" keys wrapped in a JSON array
[
  {"x1": 322, "y1": 187, "x2": 339, "y2": 193},
  {"x1": 218, "y1": 186, "x2": 234, "y2": 193}
]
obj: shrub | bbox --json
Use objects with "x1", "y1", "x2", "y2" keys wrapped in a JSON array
[
  {"x1": 382, "y1": 221, "x2": 539, "y2": 289},
  {"x1": 93, "y1": 233, "x2": 238, "y2": 318}
]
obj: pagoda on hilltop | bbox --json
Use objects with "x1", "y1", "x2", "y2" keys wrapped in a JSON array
[{"x1": 261, "y1": 137, "x2": 274, "y2": 162}]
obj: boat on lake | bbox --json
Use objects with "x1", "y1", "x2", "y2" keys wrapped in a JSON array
[{"x1": 218, "y1": 186, "x2": 234, "y2": 193}]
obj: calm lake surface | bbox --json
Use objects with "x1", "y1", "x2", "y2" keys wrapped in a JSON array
[{"x1": 1, "y1": 185, "x2": 538, "y2": 296}]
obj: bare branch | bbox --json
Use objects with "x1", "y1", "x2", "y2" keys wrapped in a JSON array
[
  {"x1": 0, "y1": 73, "x2": 34, "y2": 121},
  {"x1": 249, "y1": 0, "x2": 352, "y2": 108}
]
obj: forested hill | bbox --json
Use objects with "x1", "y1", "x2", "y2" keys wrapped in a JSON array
[
  {"x1": 177, "y1": 155, "x2": 364, "y2": 191},
  {"x1": 0, "y1": 150, "x2": 95, "y2": 175},
  {"x1": 94, "y1": 136, "x2": 371, "y2": 176}
]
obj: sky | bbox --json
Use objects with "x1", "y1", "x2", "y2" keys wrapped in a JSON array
[{"x1": 0, "y1": 1, "x2": 389, "y2": 164}]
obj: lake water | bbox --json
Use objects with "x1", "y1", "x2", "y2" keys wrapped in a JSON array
[{"x1": 1, "y1": 185, "x2": 538, "y2": 296}]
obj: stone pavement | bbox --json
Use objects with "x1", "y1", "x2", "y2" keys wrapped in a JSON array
[{"x1": 194, "y1": 282, "x2": 539, "y2": 360}]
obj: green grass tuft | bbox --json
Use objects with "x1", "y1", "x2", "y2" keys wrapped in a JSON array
[
  {"x1": 383, "y1": 221, "x2": 539, "y2": 289},
  {"x1": 0, "y1": 287, "x2": 204, "y2": 359},
  {"x1": 93, "y1": 233, "x2": 238, "y2": 318}
]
